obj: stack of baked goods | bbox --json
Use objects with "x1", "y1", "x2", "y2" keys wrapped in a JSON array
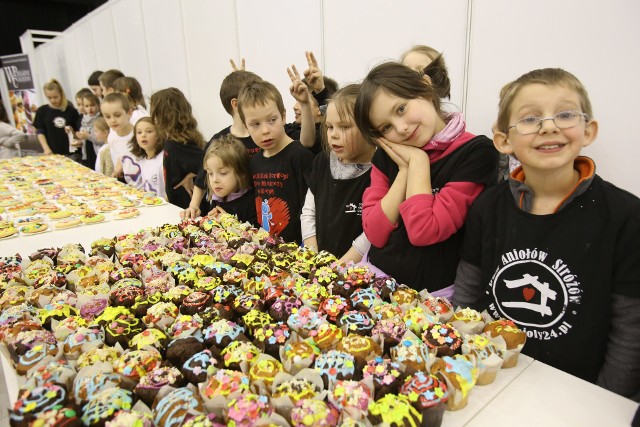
[{"x1": 0, "y1": 211, "x2": 526, "y2": 427}]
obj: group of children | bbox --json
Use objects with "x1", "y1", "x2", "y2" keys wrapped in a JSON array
[{"x1": 26, "y1": 46, "x2": 639, "y2": 401}]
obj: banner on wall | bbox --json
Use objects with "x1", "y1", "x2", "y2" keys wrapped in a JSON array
[{"x1": 0, "y1": 53, "x2": 38, "y2": 135}]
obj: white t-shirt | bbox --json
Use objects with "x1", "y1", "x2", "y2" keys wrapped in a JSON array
[
  {"x1": 108, "y1": 130, "x2": 133, "y2": 166},
  {"x1": 122, "y1": 151, "x2": 167, "y2": 198},
  {"x1": 130, "y1": 105, "x2": 150, "y2": 127}
]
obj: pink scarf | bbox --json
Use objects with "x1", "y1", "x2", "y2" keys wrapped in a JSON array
[{"x1": 421, "y1": 112, "x2": 468, "y2": 162}]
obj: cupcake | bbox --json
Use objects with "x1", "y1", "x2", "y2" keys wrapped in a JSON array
[
  {"x1": 314, "y1": 350, "x2": 356, "y2": 388},
  {"x1": 318, "y1": 295, "x2": 351, "y2": 323},
  {"x1": 338, "y1": 310, "x2": 375, "y2": 336},
  {"x1": 335, "y1": 333, "x2": 382, "y2": 373},
  {"x1": 104, "y1": 312, "x2": 145, "y2": 348},
  {"x1": 290, "y1": 399, "x2": 339, "y2": 427},
  {"x1": 461, "y1": 334, "x2": 505, "y2": 385},
  {"x1": 311, "y1": 322, "x2": 343, "y2": 352},
  {"x1": 450, "y1": 307, "x2": 485, "y2": 335},
  {"x1": 182, "y1": 349, "x2": 218, "y2": 384},
  {"x1": 153, "y1": 387, "x2": 204, "y2": 427},
  {"x1": 113, "y1": 348, "x2": 162, "y2": 388},
  {"x1": 287, "y1": 306, "x2": 325, "y2": 339},
  {"x1": 29, "y1": 405, "x2": 81, "y2": 427},
  {"x1": 105, "y1": 410, "x2": 154, "y2": 427},
  {"x1": 367, "y1": 393, "x2": 422, "y2": 427},
  {"x1": 400, "y1": 371, "x2": 449, "y2": 427},
  {"x1": 350, "y1": 287, "x2": 382, "y2": 311},
  {"x1": 422, "y1": 295, "x2": 454, "y2": 322},
  {"x1": 370, "y1": 276, "x2": 398, "y2": 301},
  {"x1": 203, "y1": 320, "x2": 247, "y2": 355},
  {"x1": 430, "y1": 355, "x2": 478, "y2": 411},
  {"x1": 166, "y1": 337, "x2": 205, "y2": 368},
  {"x1": 272, "y1": 377, "x2": 322, "y2": 406},
  {"x1": 129, "y1": 328, "x2": 168, "y2": 353},
  {"x1": 421, "y1": 323, "x2": 462, "y2": 357},
  {"x1": 269, "y1": 296, "x2": 301, "y2": 322},
  {"x1": 371, "y1": 318, "x2": 407, "y2": 352},
  {"x1": 10, "y1": 384, "x2": 68, "y2": 427},
  {"x1": 362, "y1": 357, "x2": 405, "y2": 400},
  {"x1": 225, "y1": 393, "x2": 273, "y2": 426},
  {"x1": 328, "y1": 379, "x2": 372, "y2": 421},
  {"x1": 200, "y1": 369, "x2": 250, "y2": 413},
  {"x1": 390, "y1": 337, "x2": 432, "y2": 375},
  {"x1": 253, "y1": 322, "x2": 291, "y2": 357},
  {"x1": 248, "y1": 356, "x2": 283, "y2": 394},
  {"x1": 403, "y1": 306, "x2": 438, "y2": 336},
  {"x1": 72, "y1": 368, "x2": 122, "y2": 405},
  {"x1": 280, "y1": 340, "x2": 321, "y2": 374},
  {"x1": 134, "y1": 366, "x2": 186, "y2": 406},
  {"x1": 220, "y1": 340, "x2": 260, "y2": 371},
  {"x1": 76, "y1": 347, "x2": 121, "y2": 369},
  {"x1": 482, "y1": 318, "x2": 526, "y2": 368}
]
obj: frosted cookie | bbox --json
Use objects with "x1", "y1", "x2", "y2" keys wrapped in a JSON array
[
  {"x1": 116, "y1": 207, "x2": 140, "y2": 219},
  {"x1": 55, "y1": 218, "x2": 82, "y2": 229},
  {"x1": 79, "y1": 213, "x2": 105, "y2": 224},
  {"x1": 20, "y1": 222, "x2": 49, "y2": 234}
]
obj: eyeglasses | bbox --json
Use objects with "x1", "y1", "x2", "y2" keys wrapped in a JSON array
[{"x1": 508, "y1": 110, "x2": 588, "y2": 135}]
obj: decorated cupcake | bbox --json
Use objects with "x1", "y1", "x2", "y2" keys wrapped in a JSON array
[
  {"x1": 430, "y1": 355, "x2": 478, "y2": 411},
  {"x1": 290, "y1": 399, "x2": 339, "y2": 427},
  {"x1": 461, "y1": 334, "x2": 505, "y2": 385},
  {"x1": 153, "y1": 386, "x2": 204, "y2": 427},
  {"x1": 482, "y1": 318, "x2": 526, "y2": 368},
  {"x1": 134, "y1": 366, "x2": 186, "y2": 406},
  {"x1": 367, "y1": 393, "x2": 422, "y2": 427},
  {"x1": 421, "y1": 323, "x2": 462, "y2": 357},
  {"x1": 400, "y1": 371, "x2": 449, "y2": 427},
  {"x1": 314, "y1": 350, "x2": 356, "y2": 388},
  {"x1": 362, "y1": 357, "x2": 405, "y2": 400},
  {"x1": 182, "y1": 349, "x2": 218, "y2": 384}
]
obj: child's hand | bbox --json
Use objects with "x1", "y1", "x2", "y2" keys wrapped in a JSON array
[
  {"x1": 288, "y1": 65, "x2": 310, "y2": 104},
  {"x1": 174, "y1": 172, "x2": 196, "y2": 197},
  {"x1": 75, "y1": 131, "x2": 90, "y2": 140},
  {"x1": 303, "y1": 51, "x2": 324, "y2": 93},
  {"x1": 113, "y1": 161, "x2": 124, "y2": 178},
  {"x1": 230, "y1": 58, "x2": 246, "y2": 71},
  {"x1": 208, "y1": 206, "x2": 228, "y2": 217},
  {"x1": 377, "y1": 138, "x2": 417, "y2": 169},
  {"x1": 180, "y1": 205, "x2": 201, "y2": 220},
  {"x1": 64, "y1": 125, "x2": 74, "y2": 134},
  {"x1": 71, "y1": 139, "x2": 83, "y2": 147}
]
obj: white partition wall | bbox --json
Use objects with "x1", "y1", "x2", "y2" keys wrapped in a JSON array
[
  {"x1": 323, "y1": 0, "x2": 469, "y2": 110},
  {"x1": 31, "y1": 0, "x2": 640, "y2": 195}
]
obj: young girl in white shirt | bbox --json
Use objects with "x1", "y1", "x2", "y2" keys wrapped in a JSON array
[
  {"x1": 121, "y1": 117, "x2": 166, "y2": 198},
  {"x1": 113, "y1": 76, "x2": 150, "y2": 126}
]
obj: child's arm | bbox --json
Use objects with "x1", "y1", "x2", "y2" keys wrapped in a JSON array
[
  {"x1": 173, "y1": 172, "x2": 197, "y2": 197},
  {"x1": 338, "y1": 233, "x2": 370, "y2": 265},
  {"x1": 182, "y1": 186, "x2": 205, "y2": 219},
  {"x1": 288, "y1": 66, "x2": 316, "y2": 148},
  {"x1": 596, "y1": 295, "x2": 640, "y2": 401},
  {"x1": 301, "y1": 189, "x2": 318, "y2": 251},
  {"x1": 36, "y1": 133, "x2": 53, "y2": 155}
]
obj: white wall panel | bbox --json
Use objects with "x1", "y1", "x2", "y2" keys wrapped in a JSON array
[
  {"x1": 466, "y1": 0, "x2": 640, "y2": 196},
  {"x1": 140, "y1": 0, "x2": 190, "y2": 97},
  {"x1": 323, "y1": 0, "x2": 469, "y2": 109},
  {"x1": 73, "y1": 19, "x2": 99, "y2": 88},
  {"x1": 60, "y1": 31, "x2": 83, "y2": 94},
  {"x1": 235, "y1": 0, "x2": 323, "y2": 122},
  {"x1": 111, "y1": 0, "x2": 152, "y2": 100},
  {"x1": 181, "y1": 0, "x2": 239, "y2": 138},
  {"x1": 89, "y1": 7, "x2": 120, "y2": 70}
]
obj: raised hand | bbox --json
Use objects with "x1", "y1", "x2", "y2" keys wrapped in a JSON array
[
  {"x1": 229, "y1": 58, "x2": 246, "y2": 71},
  {"x1": 303, "y1": 51, "x2": 324, "y2": 93},
  {"x1": 288, "y1": 65, "x2": 310, "y2": 104}
]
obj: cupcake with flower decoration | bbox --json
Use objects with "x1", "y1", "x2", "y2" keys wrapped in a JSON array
[
  {"x1": 290, "y1": 399, "x2": 339, "y2": 427},
  {"x1": 362, "y1": 357, "x2": 405, "y2": 400},
  {"x1": 421, "y1": 323, "x2": 462, "y2": 357},
  {"x1": 430, "y1": 354, "x2": 478, "y2": 411}
]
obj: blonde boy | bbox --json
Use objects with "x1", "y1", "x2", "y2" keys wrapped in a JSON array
[
  {"x1": 238, "y1": 80, "x2": 314, "y2": 244},
  {"x1": 453, "y1": 68, "x2": 640, "y2": 401}
]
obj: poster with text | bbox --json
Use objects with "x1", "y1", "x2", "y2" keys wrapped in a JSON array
[{"x1": 1, "y1": 54, "x2": 38, "y2": 134}]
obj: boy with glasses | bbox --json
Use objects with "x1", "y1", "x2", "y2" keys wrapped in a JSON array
[{"x1": 453, "y1": 68, "x2": 640, "y2": 401}]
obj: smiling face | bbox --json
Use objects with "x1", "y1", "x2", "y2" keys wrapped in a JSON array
[
  {"x1": 493, "y1": 83, "x2": 598, "y2": 175},
  {"x1": 135, "y1": 120, "x2": 159, "y2": 156},
  {"x1": 45, "y1": 89, "x2": 62, "y2": 109},
  {"x1": 325, "y1": 102, "x2": 373, "y2": 164},
  {"x1": 100, "y1": 101, "x2": 131, "y2": 136},
  {"x1": 205, "y1": 155, "x2": 240, "y2": 199},
  {"x1": 243, "y1": 100, "x2": 289, "y2": 156},
  {"x1": 368, "y1": 89, "x2": 445, "y2": 147}
]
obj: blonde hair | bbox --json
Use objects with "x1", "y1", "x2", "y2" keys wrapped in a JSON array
[
  {"x1": 203, "y1": 134, "x2": 251, "y2": 193},
  {"x1": 93, "y1": 117, "x2": 109, "y2": 133},
  {"x1": 322, "y1": 84, "x2": 374, "y2": 155},
  {"x1": 400, "y1": 44, "x2": 440, "y2": 63},
  {"x1": 43, "y1": 79, "x2": 68, "y2": 110},
  {"x1": 128, "y1": 117, "x2": 163, "y2": 159},
  {"x1": 497, "y1": 68, "x2": 593, "y2": 133},
  {"x1": 150, "y1": 88, "x2": 204, "y2": 147},
  {"x1": 102, "y1": 93, "x2": 131, "y2": 113}
]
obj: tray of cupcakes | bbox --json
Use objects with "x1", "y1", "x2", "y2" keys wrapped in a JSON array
[{"x1": 0, "y1": 211, "x2": 526, "y2": 427}]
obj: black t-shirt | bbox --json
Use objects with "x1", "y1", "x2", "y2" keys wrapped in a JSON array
[
  {"x1": 460, "y1": 175, "x2": 640, "y2": 383},
  {"x1": 194, "y1": 126, "x2": 259, "y2": 190},
  {"x1": 210, "y1": 188, "x2": 258, "y2": 227},
  {"x1": 284, "y1": 122, "x2": 323, "y2": 155},
  {"x1": 369, "y1": 135, "x2": 498, "y2": 291},
  {"x1": 33, "y1": 104, "x2": 80, "y2": 155},
  {"x1": 250, "y1": 141, "x2": 314, "y2": 244},
  {"x1": 163, "y1": 139, "x2": 204, "y2": 209},
  {"x1": 309, "y1": 152, "x2": 371, "y2": 256}
]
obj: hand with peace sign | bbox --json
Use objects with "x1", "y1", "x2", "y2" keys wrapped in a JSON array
[
  {"x1": 303, "y1": 51, "x2": 324, "y2": 94},
  {"x1": 229, "y1": 58, "x2": 246, "y2": 71},
  {"x1": 288, "y1": 65, "x2": 311, "y2": 105}
]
